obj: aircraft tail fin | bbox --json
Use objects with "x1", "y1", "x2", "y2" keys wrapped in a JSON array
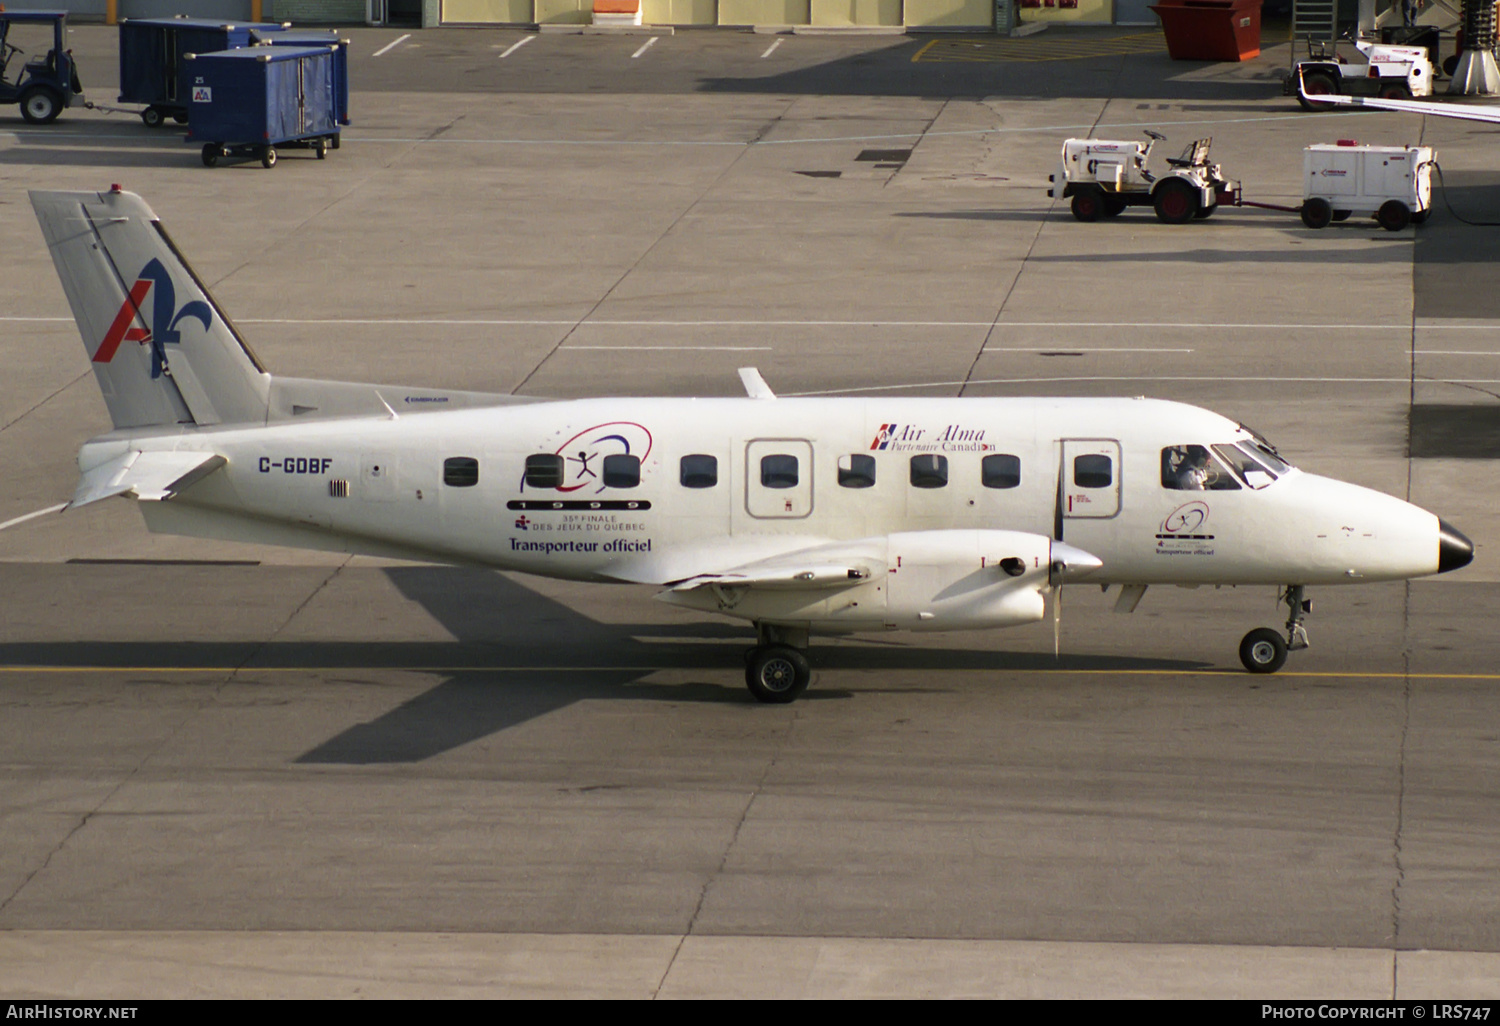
[{"x1": 31, "y1": 187, "x2": 271, "y2": 431}]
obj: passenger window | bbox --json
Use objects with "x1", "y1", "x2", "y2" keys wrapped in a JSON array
[
  {"x1": 910, "y1": 454, "x2": 948, "y2": 489},
  {"x1": 1161, "y1": 445, "x2": 1239, "y2": 491},
  {"x1": 838, "y1": 454, "x2": 876, "y2": 488},
  {"x1": 524, "y1": 454, "x2": 565, "y2": 489},
  {"x1": 981, "y1": 454, "x2": 1021, "y2": 489},
  {"x1": 443, "y1": 457, "x2": 479, "y2": 488},
  {"x1": 1074, "y1": 454, "x2": 1112, "y2": 489},
  {"x1": 761, "y1": 454, "x2": 799, "y2": 489},
  {"x1": 602, "y1": 454, "x2": 640, "y2": 489},
  {"x1": 680, "y1": 454, "x2": 718, "y2": 489}
]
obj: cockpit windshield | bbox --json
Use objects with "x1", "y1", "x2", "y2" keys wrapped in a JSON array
[{"x1": 1214, "y1": 444, "x2": 1277, "y2": 489}]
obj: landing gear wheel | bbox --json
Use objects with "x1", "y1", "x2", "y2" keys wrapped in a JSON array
[
  {"x1": 19, "y1": 86, "x2": 62, "y2": 125},
  {"x1": 1070, "y1": 189, "x2": 1104, "y2": 222},
  {"x1": 1297, "y1": 70, "x2": 1339, "y2": 111},
  {"x1": 1239, "y1": 628, "x2": 1289, "y2": 674},
  {"x1": 142, "y1": 105, "x2": 165, "y2": 128},
  {"x1": 261, "y1": 145, "x2": 277, "y2": 169},
  {"x1": 1152, "y1": 179, "x2": 1199, "y2": 224},
  {"x1": 1377, "y1": 199, "x2": 1411, "y2": 232},
  {"x1": 1301, "y1": 197, "x2": 1333, "y2": 229},
  {"x1": 745, "y1": 645, "x2": 811, "y2": 704},
  {"x1": 201, "y1": 144, "x2": 220, "y2": 168}
]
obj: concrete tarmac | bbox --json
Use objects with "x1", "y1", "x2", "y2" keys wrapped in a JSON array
[{"x1": 1, "y1": 25, "x2": 1498, "y2": 998}]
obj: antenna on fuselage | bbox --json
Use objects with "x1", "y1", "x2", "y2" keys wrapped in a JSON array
[{"x1": 738, "y1": 367, "x2": 776, "y2": 400}]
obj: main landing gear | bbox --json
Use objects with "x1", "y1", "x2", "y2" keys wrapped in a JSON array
[
  {"x1": 745, "y1": 623, "x2": 812, "y2": 703},
  {"x1": 1239, "y1": 585, "x2": 1310, "y2": 674}
]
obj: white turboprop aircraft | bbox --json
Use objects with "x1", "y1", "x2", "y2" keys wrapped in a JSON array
[{"x1": 28, "y1": 187, "x2": 1475, "y2": 702}]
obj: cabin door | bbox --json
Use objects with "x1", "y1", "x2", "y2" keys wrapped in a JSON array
[{"x1": 1058, "y1": 439, "x2": 1121, "y2": 533}]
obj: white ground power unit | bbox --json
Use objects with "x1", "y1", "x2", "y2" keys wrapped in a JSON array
[
  {"x1": 1289, "y1": 37, "x2": 1436, "y2": 110},
  {"x1": 1301, "y1": 141, "x2": 1434, "y2": 231},
  {"x1": 1049, "y1": 131, "x2": 1239, "y2": 225}
]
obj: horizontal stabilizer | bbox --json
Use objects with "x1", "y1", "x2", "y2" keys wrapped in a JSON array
[{"x1": 71, "y1": 451, "x2": 226, "y2": 508}]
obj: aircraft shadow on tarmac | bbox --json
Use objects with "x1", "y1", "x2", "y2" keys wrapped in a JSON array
[
  {"x1": 294, "y1": 566, "x2": 1208, "y2": 764},
  {"x1": 0, "y1": 567, "x2": 1208, "y2": 762}
]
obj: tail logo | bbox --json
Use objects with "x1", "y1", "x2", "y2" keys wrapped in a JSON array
[{"x1": 94, "y1": 259, "x2": 213, "y2": 379}]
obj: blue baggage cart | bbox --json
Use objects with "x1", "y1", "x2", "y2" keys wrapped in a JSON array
[
  {"x1": 185, "y1": 46, "x2": 339, "y2": 169},
  {"x1": 249, "y1": 28, "x2": 350, "y2": 132},
  {"x1": 118, "y1": 16, "x2": 287, "y2": 128}
]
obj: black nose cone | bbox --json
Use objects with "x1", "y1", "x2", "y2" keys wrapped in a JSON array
[{"x1": 1439, "y1": 520, "x2": 1475, "y2": 573}]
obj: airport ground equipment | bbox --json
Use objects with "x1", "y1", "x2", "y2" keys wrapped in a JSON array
[
  {"x1": 1288, "y1": 34, "x2": 1435, "y2": 108},
  {"x1": 185, "y1": 46, "x2": 341, "y2": 169},
  {"x1": 251, "y1": 28, "x2": 350, "y2": 132},
  {"x1": 1300, "y1": 140, "x2": 1434, "y2": 230},
  {"x1": 1049, "y1": 132, "x2": 1240, "y2": 224},
  {"x1": 118, "y1": 16, "x2": 287, "y2": 128},
  {"x1": 0, "y1": 10, "x2": 82, "y2": 125}
]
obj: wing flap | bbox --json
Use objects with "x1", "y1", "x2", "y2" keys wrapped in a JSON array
[{"x1": 71, "y1": 451, "x2": 226, "y2": 508}]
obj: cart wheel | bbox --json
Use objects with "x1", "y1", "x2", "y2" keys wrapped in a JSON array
[
  {"x1": 1377, "y1": 200, "x2": 1411, "y2": 232},
  {"x1": 1301, "y1": 198, "x2": 1333, "y2": 229},
  {"x1": 19, "y1": 86, "x2": 62, "y2": 125},
  {"x1": 201, "y1": 144, "x2": 220, "y2": 168},
  {"x1": 1070, "y1": 189, "x2": 1104, "y2": 223},
  {"x1": 261, "y1": 146, "x2": 278, "y2": 169},
  {"x1": 1152, "y1": 179, "x2": 1198, "y2": 225},
  {"x1": 142, "y1": 106, "x2": 164, "y2": 128},
  {"x1": 1194, "y1": 201, "x2": 1217, "y2": 220},
  {"x1": 330, "y1": 134, "x2": 341, "y2": 150},
  {"x1": 1332, "y1": 209, "x2": 1352, "y2": 222},
  {"x1": 315, "y1": 138, "x2": 327, "y2": 160},
  {"x1": 1378, "y1": 83, "x2": 1410, "y2": 100},
  {"x1": 1102, "y1": 194, "x2": 1127, "y2": 217},
  {"x1": 1297, "y1": 71, "x2": 1339, "y2": 111}
]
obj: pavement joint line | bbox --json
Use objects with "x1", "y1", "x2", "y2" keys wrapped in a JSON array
[{"x1": 4, "y1": 666, "x2": 1499, "y2": 679}]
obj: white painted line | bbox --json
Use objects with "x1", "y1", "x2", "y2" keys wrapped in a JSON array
[
  {"x1": 562, "y1": 346, "x2": 773, "y2": 351},
  {"x1": 761, "y1": 39, "x2": 783, "y2": 58},
  {"x1": 632, "y1": 37, "x2": 659, "y2": 59},
  {"x1": 985, "y1": 347, "x2": 1194, "y2": 353},
  {"x1": 1419, "y1": 350, "x2": 1500, "y2": 355},
  {"x1": 0, "y1": 503, "x2": 67, "y2": 533},
  {"x1": 372, "y1": 33, "x2": 411, "y2": 58},
  {"x1": 786, "y1": 377, "x2": 1500, "y2": 397},
  {"x1": 499, "y1": 36, "x2": 535, "y2": 59}
]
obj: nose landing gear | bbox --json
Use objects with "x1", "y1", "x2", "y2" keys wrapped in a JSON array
[{"x1": 1239, "y1": 585, "x2": 1310, "y2": 674}]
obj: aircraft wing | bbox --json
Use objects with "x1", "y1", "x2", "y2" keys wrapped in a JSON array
[
  {"x1": 71, "y1": 450, "x2": 226, "y2": 508},
  {"x1": 671, "y1": 552, "x2": 879, "y2": 593},
  {"x1": 1309, "y1": 90, "x2": 1500, "y2": 123}
]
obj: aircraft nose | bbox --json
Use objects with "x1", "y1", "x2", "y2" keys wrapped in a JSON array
[{"x1": 1438, "y1": 519, "x2": 1475, "y2": 573}]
